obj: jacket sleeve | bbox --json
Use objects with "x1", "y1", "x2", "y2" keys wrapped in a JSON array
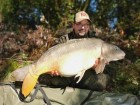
[{"x1": 54, "y1": 34, "x2": 69, "y2": 44}]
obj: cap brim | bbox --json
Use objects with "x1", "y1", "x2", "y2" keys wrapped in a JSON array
[{"x1": 76, "y1": 19, "x2": 91, "y2": 23}]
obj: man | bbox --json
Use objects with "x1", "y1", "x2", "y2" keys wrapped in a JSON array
[
  {"x1": 39, "y1": 11, "x2": 110, "y2": 91},
  {"x1": 55, "y1": 11, "x2": 94, "y2": 44}
]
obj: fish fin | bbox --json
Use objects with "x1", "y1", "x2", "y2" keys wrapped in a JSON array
[
  {"x1": 95, "y1": 58, "x2": 106, "y2": 74},
  {"x1": 11, "y1": 65, "x2": 30, "y2": 81},
  {"x1": 22, "y1": 69, "x2": 39, "y2": 97},
  {"x1": 75, "y1": 70, "x2": 86, "y2": 83}
]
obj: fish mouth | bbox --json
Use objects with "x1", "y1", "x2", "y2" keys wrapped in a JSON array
[
  {"x1": 113, "y1": 56, "x2": 125, "y2": 61},
  {"x1": 117, "y1": 52, "x2": 126, "y2": 60}
]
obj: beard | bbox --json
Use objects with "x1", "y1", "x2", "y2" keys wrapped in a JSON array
[
  {"x1": 78, "y1": 29, "x2": 88, "y2": 36},
  {"x1": 76, "y1": 33, "x2": 89, "y2": 38}
]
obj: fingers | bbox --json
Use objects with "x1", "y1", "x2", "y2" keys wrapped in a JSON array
[
  {"x1": 48, "y1": 70, "x2": 60, "y2": 76},
  {"x1": 54, "y1": 70, "x2": 59, "y2": 76},
  {"x1": 93, "y1": 59, "x2": 100, "y2": 68}
]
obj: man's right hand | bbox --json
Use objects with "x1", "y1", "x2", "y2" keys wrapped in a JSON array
[{"x1": 93, "y1": 58, "x2": 100, "y2": 68}]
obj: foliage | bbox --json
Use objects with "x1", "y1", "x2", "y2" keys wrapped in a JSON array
[
  {"x1": 0, "y1": 0, "x2": 140, "y2": 35},
  {"x1": 0, "y1": 0, "x2": 88, "y2": 30},
  {"x1": 89, "y1": 0, "x2": 117, "y2": 27},
  {"x1": 0, "y1": 54, "x2": 31, "y2": 81},
  {"x1": 0, "y1": 0, "x2": 14, "y2": 28},
  {"x1": 116, "y1": 0, "x2": 140, "y2": 36},
  {"x1": 113, "y1": 61, "x2": 140, "y2": 95}
]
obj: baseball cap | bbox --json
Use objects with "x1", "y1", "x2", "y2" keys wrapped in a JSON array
[{"x1": 75, "y1": 11, "x2": 91, "y2": 23}]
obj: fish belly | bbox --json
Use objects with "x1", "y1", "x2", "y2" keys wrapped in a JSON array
[{"x1": 58, "y1": 50, "x2": 97, "y2": 77}]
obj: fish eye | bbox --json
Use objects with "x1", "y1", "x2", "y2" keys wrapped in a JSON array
[
  {"x1": 113, "y1": 46, "x2": 118, "y2": 51},
  {"x1": 114, "y1": 46, "x2": 119, "y2": 50}
]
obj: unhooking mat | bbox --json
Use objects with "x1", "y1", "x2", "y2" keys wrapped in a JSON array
[{"x1": 0, "y1": 84, "x2": 140, "y2": 105}]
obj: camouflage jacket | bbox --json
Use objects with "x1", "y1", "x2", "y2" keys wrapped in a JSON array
[{"x1": 55, "y1": 31, "x2": 96, "y2": 44}]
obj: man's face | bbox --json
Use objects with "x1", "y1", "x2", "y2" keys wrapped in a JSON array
[{"x1": 73, "y1": 19, "x2": 90, "y2": 36}]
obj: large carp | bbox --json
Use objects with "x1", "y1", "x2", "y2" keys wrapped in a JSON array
[{"x1": 12, "y1": 38, "x2": 125, "y2": 97}]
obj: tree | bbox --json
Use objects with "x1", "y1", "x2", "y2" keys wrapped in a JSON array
[{"x1": 0, "y1": 0, "x2": 140, "y2": 35}]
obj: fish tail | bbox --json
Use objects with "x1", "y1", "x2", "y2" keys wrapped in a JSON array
[{"x1": 22, "y1": 69, "x2": 39, "y2": 97}]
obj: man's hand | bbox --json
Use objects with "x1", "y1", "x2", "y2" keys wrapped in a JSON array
[
  {"x1": 48, "y1": 70, "x2": 60, "y2": 76},
  {"x1": 93, "y1": 58, "x2": 100, "y2": 68}
]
